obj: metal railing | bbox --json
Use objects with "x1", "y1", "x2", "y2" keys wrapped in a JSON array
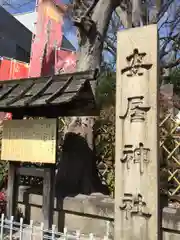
[{"x1": 0, "y1": 214, "x2": 111, "y2": 240}]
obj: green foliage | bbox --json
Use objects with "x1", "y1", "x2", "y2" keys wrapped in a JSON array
[
  {"x1": 96, "y1": 71, "x2": 116, "y2": 108},
  {"x1": 106, "y1": 168, "x2": 115, "y2": 197},
  {"x1": 94, "y1": 71, "x2": 116, "y2": 195},
  {"x1": 0, "y1": 124, "x2": 8, "y2": 189},
  {"x1": 0, "y1": 162, "x2": 8, "y2": 188},
  {"x1": 94, "y1": 106, "x2": 115, "y2": 196},
  {"x1": 164, "y1": 68, "x2": 180, "y2": 92}
]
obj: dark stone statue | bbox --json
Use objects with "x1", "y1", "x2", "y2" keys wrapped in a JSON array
[{"x1": 55, "y1": 132, "x2": 109, "y2": 198}]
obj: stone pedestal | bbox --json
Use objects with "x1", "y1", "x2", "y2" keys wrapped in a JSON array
[{"x1": 115, "y1": 25, "x2": 160, "y2": 240}]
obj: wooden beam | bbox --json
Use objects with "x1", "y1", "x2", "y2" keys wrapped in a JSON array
[{"x1": 16, "y1": 167, "x2": 44, "y2": 177}]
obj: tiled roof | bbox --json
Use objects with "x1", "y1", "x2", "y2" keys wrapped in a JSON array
[{"x1": 0, "y1": 70, "x2": 97, "y2": 117}]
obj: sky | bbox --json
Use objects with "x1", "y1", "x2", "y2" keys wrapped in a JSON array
[{"x1": 1, "y1": 0, "x2": 179, "y2": 65}]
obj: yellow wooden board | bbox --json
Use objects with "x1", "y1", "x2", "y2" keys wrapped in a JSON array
[{"x1": 1, "y1": 119, "x2": 57, "y2": 164}]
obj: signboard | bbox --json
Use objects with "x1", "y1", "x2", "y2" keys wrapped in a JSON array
[
  {"x1": 0, "y1": 57, "x2": 29, "y2": 80},
  {"x1": 0, "y1": 58, "x2": 11, "y2": 80},
  {"x1": 11, "y1": 60, "x2": 29, "y2": 79},
  {"x1": 1, "y1": 119, "x2": 57, "y2": 164},
  {"x1": 0, "y1": 57, "x2": 29, "y2": 123}
]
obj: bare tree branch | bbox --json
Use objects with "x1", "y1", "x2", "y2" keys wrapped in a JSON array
[
  {"x1": 157, "y1": 0, "x2": 175, "y2": 22},
  {"x1": 163, "y1": 58, "x2": 180, "y2": 69}
]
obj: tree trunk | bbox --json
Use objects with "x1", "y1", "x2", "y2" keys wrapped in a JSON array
[
  {"x1": 55, "y1": 0, "x2": 116, "y2": 197},
  {"x1": 76, "y1": 0, "x2": 114, "y2": 72}
]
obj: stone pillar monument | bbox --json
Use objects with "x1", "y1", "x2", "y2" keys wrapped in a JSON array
[{"x1": 115, "y1": 25, "x2": 160, "y2": 240}]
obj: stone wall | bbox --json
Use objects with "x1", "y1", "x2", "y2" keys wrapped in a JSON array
[
  {"x1": 18, "y1": 186, "x2": 180, "y2": 239},
  {"x1": 18, "y1": 186, "x2": 114, "y2": 238},
  {"x1": 162, "y1": 207, "x2": 180, "y2": 240}
]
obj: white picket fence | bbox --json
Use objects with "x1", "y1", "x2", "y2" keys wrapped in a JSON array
[{"x1": 0, "y1": 214, "x2": 111, "y2": 239}]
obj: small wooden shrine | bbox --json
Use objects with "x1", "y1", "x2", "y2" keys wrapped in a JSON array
[{"x1": 0, "y1": 70, "x2": 97, "y2": 228}]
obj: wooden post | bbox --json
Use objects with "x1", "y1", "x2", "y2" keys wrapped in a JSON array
[
  {"x1": 6, "y1": 162, "x2": 18, "y2": 219},
  {"x1": 42, "y1": 165, "x2": 55, "y2": 229},
  {"x1": 6, "y1": 114, "x2": 23, "y2": 219},
  {"x1": 42, "y1": 118, "x2": 58, "y2": 229}
]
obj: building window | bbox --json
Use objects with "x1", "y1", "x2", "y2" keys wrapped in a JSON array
[{"x1": 16, "y1": 45, "x2": 30, "y2": 63}]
